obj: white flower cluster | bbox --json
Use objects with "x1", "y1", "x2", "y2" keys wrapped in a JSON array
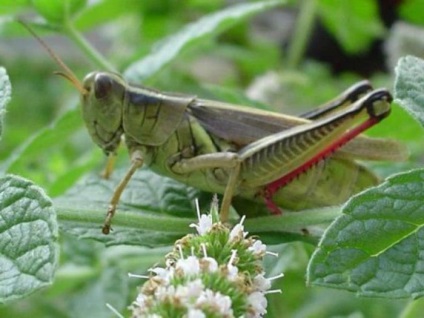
[{"x1": 130, "y1": 201, "x2": 283, "y2": 318}]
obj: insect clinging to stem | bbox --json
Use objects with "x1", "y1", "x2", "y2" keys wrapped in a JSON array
[{"x1": 21, "y1": 21, "x2": 407, "y2": 234}]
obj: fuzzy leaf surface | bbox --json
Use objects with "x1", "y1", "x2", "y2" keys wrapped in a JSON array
[
  {"x1": 0, "y1": 67, "x2": 11, "y2": 141},
  {"x1": 308, "y1": 169, "x2": 424, "y2": 298},
  {"x1": 395, "y1": 55, "x2": 424, "y2": 127},
  {"x1": 0, "y1": 175, "x2": 59, "y2": 303}
]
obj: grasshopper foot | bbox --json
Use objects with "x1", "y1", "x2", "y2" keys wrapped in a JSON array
[{"x1": 102, "y1": 205, "x2": 116, "y2": 234}]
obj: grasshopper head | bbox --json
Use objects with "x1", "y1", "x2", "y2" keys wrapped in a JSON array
[
  {"x1": 20, "y1": 21, "x2": 126, "y2": 155},
  {"x1": 81, "y1": 72, "x2": 127, "y2": 154}
]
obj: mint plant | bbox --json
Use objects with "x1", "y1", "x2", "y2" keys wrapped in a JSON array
[{"x1": 1, "y1": 1, "x2": 424, "y2": 317}]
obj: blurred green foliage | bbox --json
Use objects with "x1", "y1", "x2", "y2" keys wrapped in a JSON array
[{"x1": 1, "y1": 0, "x2": 424, "y2": 317}]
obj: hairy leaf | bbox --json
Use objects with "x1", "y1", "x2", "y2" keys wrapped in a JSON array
[
  {"x1": 308, "y1": 169, "x2": 424, "y2": 298},
  {"x1": 55, "y1": 168, "x2": 202, "y2": 246},
  {"x1": 0, "y1": 175, "x2": 59, "y2": 303},
  {"x1": 0, "y1": 67, "x2": 11, "y2": 141},
  {"x1": 395, "y1": 55, "x2": 424, "y2": 128}
]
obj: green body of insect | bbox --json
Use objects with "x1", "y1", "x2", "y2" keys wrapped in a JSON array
[
  {"x1": 80, "y1": 72, "x2": 406, "y2": 233},
  {"x1": 21, "y1": 21, "x2": 405, "y2": 234}
]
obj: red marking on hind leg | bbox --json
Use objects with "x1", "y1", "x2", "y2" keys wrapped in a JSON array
[
  {"x1": 263, "y1": 189, "x2": 282, "y2": 215},
  {"x1": 262, "y1": 116, "x2": 380, "y2": 213}
]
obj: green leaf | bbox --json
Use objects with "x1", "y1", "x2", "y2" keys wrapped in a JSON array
[
  {"x1": 401, "y1": 297, "x2": 424, "y2": 318},
  {"x1": 399, "y1": 0, "x2": 424, "y2": 26},
  {"x1": 317, "y1": 0, "x2": 385, "y2": 54},
  {"x1": 68, "y1": 267, "x2": 129, "y2": 318},
  {"x1": 74, "y1": 0, "x2": 140, "y2": 31},
  {"x1": 1, "y1": 108, "x2": 83, "y2": 173},
  {"x1": 55, "y1": 168, "x2": 202, "y2": 246},
  {"x1": 46, "y1": 150, "x2": 102, "y2": 197},
  {"x1": 0, "y1": 0, "x2": 30, "y2": 15},
  {"x1": 0, "y1": 175, "x2": 59, "y2": 303},
  {"x1": 32, "y1": 0, "x2": 87, "y2": 24},
  {"x1": 60, "y1": 167, "x2": 202, "y2": 216},
  {"x1": 307, "y1": 169, "x2": 424, "y2": 298},
  {"x1": 123, "y1": 0, "x2": 284, "y2": 82},
  {"x1": 394, "y1": 55, "x2": 424, "y2": 128},
  {"x1": 0, "y1": 67, "x2": 11, "y2": 141}
]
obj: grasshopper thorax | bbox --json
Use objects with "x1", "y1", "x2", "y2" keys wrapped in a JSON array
[{"x1": 81, "y1": 72, "x2": 127, "y2": 154}]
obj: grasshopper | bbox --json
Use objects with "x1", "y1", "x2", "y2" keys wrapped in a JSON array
[{"x1": 25, "y1": 24, "x2": 406, "y2": 234}]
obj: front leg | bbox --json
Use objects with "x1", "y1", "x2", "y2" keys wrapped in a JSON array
[
  {"x1": 103, "y1": 149, "x2": 144, "y2": 234},
  {"x1": 171, "y1": 152, "x2": 241, "y2": 222}
]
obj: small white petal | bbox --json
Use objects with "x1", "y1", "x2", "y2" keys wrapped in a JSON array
[
  {"x1": 175, "y1": 285, "x2": 189, "y2": 301},
  {"x1": 176, "y1": 283, "x2": 208, "y2": 310},
  {"x1": 229, "y1": 224, "x2": 242, "y2": 241},
  {"x1": 148, "y1": 267, "x2": 173, "y2": 283},
  {"x1": 214, "y1": 292, "x2": 233, "y2": 315},
  {"x1": 229, "y1": 216, "x2": 248, "y2": 241},
  {"x1": 190, "y1": 214, "x2": 213, "y2": 235},
  {"x1": 187, "y1": 308, "x2": 206, "y2": 318},
  {"x1": 227, "y1": 263, "x2": 239, "y2": 281},
  {"x1": 176, "y1": 256, "x2": 200, "y2": 275},
  {"x1": 134, "y1": 293, "x2": 147, "y2": 307},
  {"x1": 248, "y1": 240, "x2": 267, "y2": 255},
  {"x1": 247, "y1": 291, "x2": 267, "y2": 317},
  {"x1": 196, "y1": 290, "x2": 233, "y2": 316},
  {"x1": 202, "y1": 257, "x2": 218, "y2": 273},
  {"x1": 229, "y1": 225, "x2": 248, "y2": 241},
  {"x1": 253, "y1": 274, "x2": 271, "y2": 291},
  {"x1": 188, "y1": 279, "x2": 204, "y2": 293},
  {"x1": 156, "y1": 285, "x2": 176, "y2": 301},
  {"x1": 149, "y1": 267, "x2": 167, "y2": 277}
]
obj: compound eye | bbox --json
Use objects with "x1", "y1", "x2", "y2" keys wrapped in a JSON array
[{"x1": 94, "y1": 74, "x2": 113, "y2": 99}]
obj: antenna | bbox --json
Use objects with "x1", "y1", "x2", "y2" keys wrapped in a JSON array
[{"x1": 19, "y1": 19, "x2": 88, "y2": 95}]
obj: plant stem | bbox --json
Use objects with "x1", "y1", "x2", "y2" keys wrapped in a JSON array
[
  {"x1": 56, "y1": 204, "x2": 195, "y2": 234},
  {"x1": 286, "y1": 0, "x2": 317, "y2": 69},
  {"x1": 56, "y1": 203, "x2": 340, "y2": 236},
  {"x1": 62, "y1": 21, "x2": 116, "y2": 72}
]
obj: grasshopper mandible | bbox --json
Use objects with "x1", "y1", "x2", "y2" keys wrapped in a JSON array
[{"x1": 25, "y1": 25, "x2": 406, "y2": 234}]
